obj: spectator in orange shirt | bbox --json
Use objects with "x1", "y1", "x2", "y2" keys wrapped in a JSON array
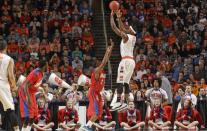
[
  {"x1": 7, "y1": 39, "x2": 19, "y2": 58},
  {"x1": 82, "y1": 28, "x2": 94, "y2": 46},
  {"x1": 168, "y1": 32, "x2": 177, "y2": 46}
]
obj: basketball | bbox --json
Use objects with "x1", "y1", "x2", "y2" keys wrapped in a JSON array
[{"x1": 109, "y1": 1, "x2": 119, "y2": 11}]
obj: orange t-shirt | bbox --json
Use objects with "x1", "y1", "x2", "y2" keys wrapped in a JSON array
[
  {"x1": 8, "y1": 42, "x2": 19, "y2": 53},
  {"x1": 82, "y1": 33, "x2": 94, "y2": 46},
  {"x1": 168, "y1": 35, "x2": 176, "y2": 46}
]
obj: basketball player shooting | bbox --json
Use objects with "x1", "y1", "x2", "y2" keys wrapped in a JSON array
[
  {"x1": 18, "y1": 60, "x2": 47, "y2": 131},
  {"x1": 110, "y1": 9, "x2": 136, "y2": 111},
  {"x1": 0, "y1": 40, "x2": 20, "y2": 131},
  {"x1": 82, "y1": 39, "x2": 114, "y2": 131}
]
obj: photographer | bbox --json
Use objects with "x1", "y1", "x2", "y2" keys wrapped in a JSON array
[{"x1": 33, "y1": 98, "x2": 54, "y2": 131}]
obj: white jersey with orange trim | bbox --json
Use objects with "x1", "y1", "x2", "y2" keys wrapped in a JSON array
[
  {"x1": 120, "y1": 34, "x2": 136, "y2": 58},
  {"x1": 0, "y1": 53, "x2": 11, "y2": 82},
  {"x1": 117, "y1": 34, "x2": 136, "y2": 84},
  {"x1": 0, "y1": 53, "x2": 15, "y2": 111}
]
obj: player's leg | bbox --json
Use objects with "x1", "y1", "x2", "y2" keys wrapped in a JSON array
[
  {"x1": 110, "y1": 60, "x2": 126, "y2": 110},
  {"x1": 21, "y1": 117, "x2": 30, "y2": 131},
  {"x1": 123, "y1": 59, "x2": 135, "y2": 102},
  {"x1": 82, "y1": 91, "x2": 99, "y2": 131},
  {"x1": 0, "y1": 86, "x2": 19, "y2": 131}
]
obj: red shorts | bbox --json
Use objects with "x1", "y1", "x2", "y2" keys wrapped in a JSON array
[
  {"x1": 19, "y1": 88, "x2": 38, "y2": 119},
  {"x1": 87, "y1": 88, "x2": 103, "y2": 120}
]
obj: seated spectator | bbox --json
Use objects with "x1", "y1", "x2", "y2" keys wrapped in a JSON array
[
  {"x1": 148, "y1": 99, "x2": 171, "y2": 130},
  {"x1": 33, "y1": 98, "x2": 54, "y2": 131},
  {"x1": 145, "y1": 78, "x2": 168, "y2": 117},
  {"x1": 175, "y1": 98, "x2": 203, "y2": 129},
  {"x1": 57, "y1": 99, "x2": 80, "y2": 130},
  {"x1": 119, "y1": 101, "x2": 145, "y2": 130}
]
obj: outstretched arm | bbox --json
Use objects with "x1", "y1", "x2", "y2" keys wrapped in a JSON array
[
  {"x1": 110, "y1": 11, "x2": 128, "y2": 42},
  {"x1": 94, "y1": 39, "x2": 114, "y2": 79},
  {"x1": 116, "y1": 10, "x2": 128, "y2": 33}
]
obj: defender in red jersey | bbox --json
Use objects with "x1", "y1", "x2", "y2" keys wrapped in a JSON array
[
  {"x1": 82, "y1": 39, "x2": 114, "y2": 131},
  {"x1": 18, "y1": 60, "x2": 47, "y2": 131}
]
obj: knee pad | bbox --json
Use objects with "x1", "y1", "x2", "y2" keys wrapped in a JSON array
[
  {"x1": 116, "y1": 83, "x2": 124, "y2": 94},
  {"x1": 124, "y1": 83, "x2": 130, "y2": 94}
]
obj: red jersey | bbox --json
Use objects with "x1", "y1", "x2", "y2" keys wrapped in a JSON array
[
  {"x1": 87, "y1": 71, "x2": 105, "y2": 120},
  {"x1": 18, "y1": 68, "x2": 43, "y2": 119},
  {"x1": 90, "y1": 71, "x2": 105, "y2": 93}
]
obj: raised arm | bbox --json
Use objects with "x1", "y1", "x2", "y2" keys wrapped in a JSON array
[
  {"x1": 110, "y1": 11, "x2": 128, "y2": 42},
  {"x1": 7, "y1": 59, "x2": 17, "y2": 91},
  {"x1": 94, "y1": 39, "x2": 114, "y2": 79},
  {"x1": 116, "y1": 10, "x2": 128, "y2": 33}
]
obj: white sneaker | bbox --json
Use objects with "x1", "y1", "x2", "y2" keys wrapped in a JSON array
[
  {"x1": 111, "y1": 102, "x2": 122, "y2": 109},
  {"x1": 110, "y1": 102, "x2": 127, "y2": 111}
]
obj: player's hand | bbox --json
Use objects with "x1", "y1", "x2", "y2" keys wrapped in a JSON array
[
  {"x1": 115, "y1": 10, "x2": 122, "y2": 18},
  {"x1": 111, "y1": 10, "x2": 114, "y2": 16},
  {"x1": 109, "y1": 38, "x2": 114, "y2": 48},
  {"x1": 11, "y1": 86, "x2": 18, "y2": 93}
]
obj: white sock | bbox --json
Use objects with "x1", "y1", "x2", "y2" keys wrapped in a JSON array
[
  {"x1": 86, "y1": 120, "x2": 93, "y2": 127},
  {"x1": 21, "y1": 127, "x2": 27, "y2": 131},
  {"x1": 26, "y1": 126, "x2": 32, "y2": 131}
]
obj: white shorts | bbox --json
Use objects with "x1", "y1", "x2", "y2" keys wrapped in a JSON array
[
  {"x1": 116, "y1": 58, "x2": 135, "y2": 84},
  {"x1": 0, "y1": 80, "x2": 14, "y2": 111}
]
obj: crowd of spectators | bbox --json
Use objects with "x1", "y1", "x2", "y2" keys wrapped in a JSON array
[
  {"x1": 0, "y1": 0, "x2": 97, "y2": 101},
  {"x1": 0, "y1": 0, "x2": 95, "y2": 86}
]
